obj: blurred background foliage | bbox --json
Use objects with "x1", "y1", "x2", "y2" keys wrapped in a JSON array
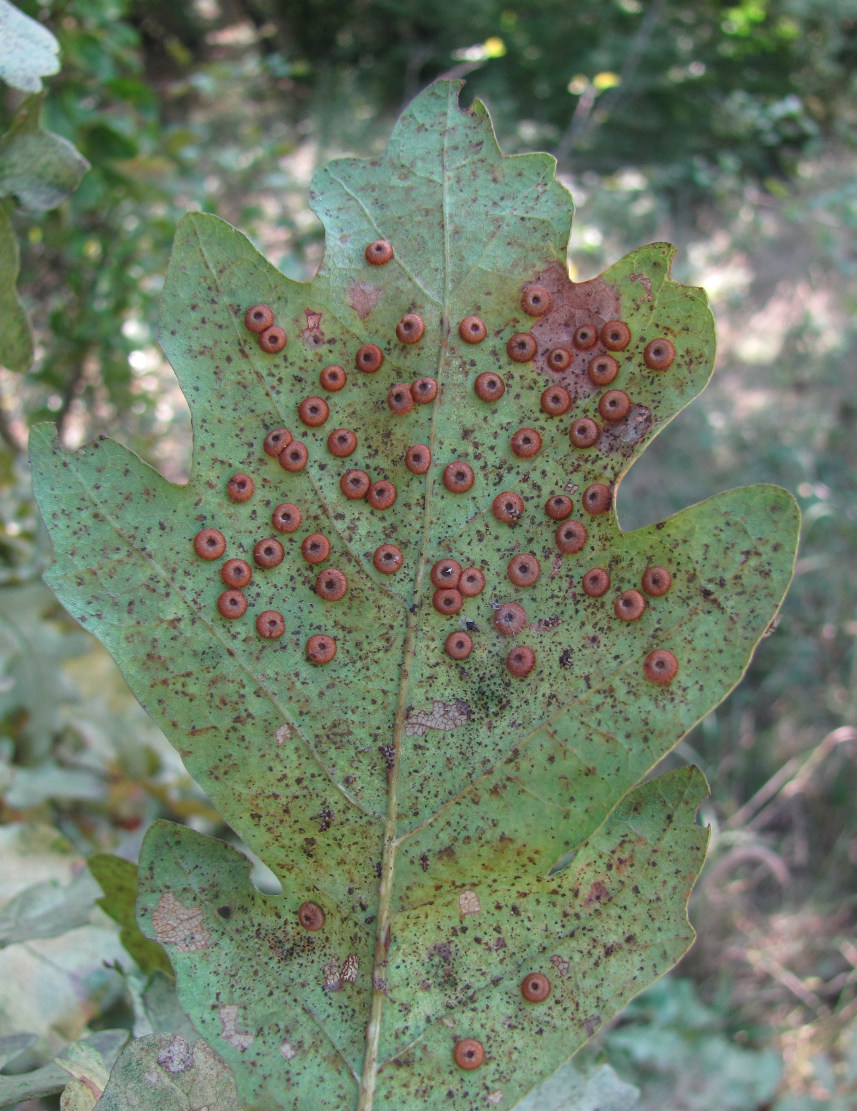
[{"x1": 0, "y1": 0, "x2": 856, "y2": 1107}]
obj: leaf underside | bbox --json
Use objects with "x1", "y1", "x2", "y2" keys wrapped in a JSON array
[{"x1": 30, "y1": 82, "x2": 799, "y2": 1110}]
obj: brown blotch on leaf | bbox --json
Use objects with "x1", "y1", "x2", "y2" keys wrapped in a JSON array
[
  {"x1": 430, "y1": 558, "x2": 462, "y2": 589},
  {"x1": 572, "y1": 323, "x2": 598, "y2": 350},
  {"x1": 643, "y1": 648, "x2": 678, "y2": 684},
  {"x1": 327, "y1": 428, "x2": 357, "y2": 457},
  {"x1": 587, "y1": 353, "x2": 619, "y2": 387},
  {"x1": 644, "y1": 338, "x2": 676, "y2": 370},
  {"x1": 253, "y1": 538, "x2": 285, "y2": 568},
  {"x1": 601, "y1": 320, "x2": 631, "y2": 351},
  {"x1": 541, "y1": 385, "x2": 572, "y2": 416},
  {"x1": 278, "y1": 442, "x2": 308, "y2": 472},
  {"x1": 582, "y1": 568, "x2": 610, "y2": 597},
  {"x1": 387, "y1": 384, "x2": 414, "y2": 416},
  {"x1": 521, "y1": 284, "x2": 552, "y2": 317},
  {"x1": 226, "y1": 473, "x2": 254, "y2": 502},
  {"x1": 373, "y1": 544, "x2": 403, "y2": 574},
  {"x1": 442, "y1": 462, "x2": 474, "y2": 493},
  {"x1": 298, "y1": 397, "x2": 329, "y2": 427},
  {"x1": 492, "y1": 491, "x2": 524, "y2": 524},
  {"x1": 453, "y1": 1039, "x2": 484, "y2": 1070},
  {"x1": 474, "y1": 372, "x2": 505, "y2": 402},
  {"x1": 315, "y1": 568, "x2": 347, "y2": 601},
  {"x1": 459, "y1": 315, "x2": 487, "y2": 343},
  {"x1": 298, "y1": 901, "x2": 326, "y2": 929},
  {"x1": 217, "y1": 590, "x2": 248, "y2": 618},
  {"x1": 555, "y1": 520, "x2": 587, "y2": 554},
  {"x1": 340, "y1": 469, "x2": 370, "y2": 499},
  {"x1": 319, "y1": 364, "x2": 347, "y2": 392},
  {"x1": 258, "y1": 325, "x2": 287, "y2": 354},
  {"x1": 511, "y1": 427, "x2": 542, "y2": 459},
  {"x1": 367, "y1": 480, "x2": 397, "y2": 510},
  {"x1": 570, "y1": 417, "x2": 600, "y2": 448},
  {"x1": 301, "y1": 533, "x2": 331, "y2": 564},
  {"x1": 365, "y1": 239, "x2": 393, "y2": 265},
  {"x1": 263, "y1": 427, "x2": 292, "y2": 456},
  {"x1": 615, "y1": 588, "x2": 646, "y2": 621},
  {"x1": 494, "y1": 601, "x2": 527, "y2": 637},
  {"x1": 193, "y1": 528, "x2": 226, "y2": 560},
  {"x1": 546, "y1": 345, "x2": 573, "y2": 372},
  {"x1": 598, "y1": 389, "x2": 631, "y2": 423},
  {"x1": 545, "y1": 494, "x2": 573, "y2": 521},
  {"x1": 305, "y1": 635, "x2": 336, "y2": 665},
  {"x1": 244, "y1": 304, "x2": 274, "y2": 334},
  {"x1": 507, "y1": 553, "x2": 541, "y2": 587},
  {"x1": 404, "y1": 445, "x2": 431, "y2": 474},
  {"x1": 445, "y1": 631, "x2": 473, "y2": 660},
  {"x1": 355, "y1": 343, "x2": 384, "y2": 373},
  {"x1": 642, "y1": 566, "x2": 672, "y2": 596},
  {"x1": 272, "y1": 502, "x2": 302, "y2": 533},
  {"x1": 459, "y1": 567, "x2": 485, "y2": 596},
  {"x1": 221, "y1": 559, "x2": 252, "y2": 588},
  {"x1": 396, "y1": 313, "x2": 425, "y2": 343},
  {"x1": 507, "y1": 332, "x2": 537, "y2": 362},
  {"x1": 411, "y1": 376, "x2": 438, "y2": 404},
  {"x1": 256, "y1": 610, "x2": 285, "y2": 638},
  {"x1": 582, "y1": 483, "x2": 612, "y2": 515},
  {"x1": 433, "y1": 588, "x2": 463, "y2": 615},
  {"x1": 520, "y1": 973, "x2": 551, "y2": 1002},
  {"x1": 506, "y1": 645, "x2": 536, "y2": 677}
]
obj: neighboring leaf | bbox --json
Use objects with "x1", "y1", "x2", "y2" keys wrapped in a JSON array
[
  {"x1": 0, "y1": 867, "x2": 100, "y2": 947},
  {"x1": 0, "y1": 94, "x2": 89, "y2": 213},
  {"x1": 97, "y1": 1034, "x2": 241, "y2": 1111},
  {"x1": 514, "y1": 1059, "x2": 639, "y2": 1111},
  {"x1": 88, "y1": 854, "x2": 173, "y2": 977},
  {"x1": 30, "y1": 81, "x2": 799, "y2": 1109},
  {"x1": 0, "y1": 0, "x2": 60, "y2": 93},
  {"x1": 0, "y1": 1030, "x2": 127, "y2": 1107},
  {"x1": 0, "y1": 1032, "x2": 35, "y2": 1071},
  {"x1": 56, "y1": 1042, "x2": 111, "y2": 1111},
  {"x1": 0, "y1": 199, "x2": 33, "y2": 372}
]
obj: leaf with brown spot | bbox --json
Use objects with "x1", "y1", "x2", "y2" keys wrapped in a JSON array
[{"x1": 30, "y1": 82, "x2": 799, "y2": 1110}]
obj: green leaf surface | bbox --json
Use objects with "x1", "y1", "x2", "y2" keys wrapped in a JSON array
[
  {"x1": 97, "y1": 1034, "x2": 241, "y2": 1111},
  {"x1": 88, "y1": 854, "x2": 173, "y2": 977},
  {"x1": 0, "y1": 94, "x2": 89, "y2": 213},
  {"x1": 30, "y1": 81, "x2": 799, "y2": 1109},
  {"x1": 0, "y1": 200, "x2": 33, "y2": 372},
  {"x1": 0, "y1": 0, "x2": 59, "y2": 93}
]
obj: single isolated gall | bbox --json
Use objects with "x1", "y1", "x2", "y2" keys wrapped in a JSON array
[
  {"x1": 298, "y1": 397, "x2": 329, "y2": 427},
  {"x1": 244, "y1": 304, "x2": 274, "y2": 333},
  {"x1": 396, "y1": 313, "x2": 425, "y2": 343},
  {"x1": 367, "y1": 480, "x2": 397, "y2": 510},
  {"x1": 327, "y1": 428, "x2": 358, "y2": 457},
  {"x1": 520, "y1": 973, "x2": 551, "y2": 1002},
  {"x1": 319, "y1": 364, "x2": 346, "y2": 391},
  {"x1": 256, "y1": 610, "x2": 285, "y2": 639},
  {"x1": 459, "y1": 315, "x2": 487, "y2": 343},
  {"x1": 644, "y1": 338, "x2": 676, "y2": 370},
  {"x1": 305, "y1": 634, "x2": 336, "y2": 664},
  {"x1": 272, "y1": 502, "x2": 302, "y2": 533},
  {"x1": 494, "y1": 601, "x2": 527, "y2": 637},
  {"x1": 193, "y1": 528, "x2": 226, "y2": 560},
  {"x1": 301, "y1": 533, "x2": 331, "y2": 564},
  {"x1": 545, "y1": 494, "x2": 573, "y2": 521},
  {"x1": 521, "y1": 284, "x2": 552, "y2": 316},
  {"x1": 404, "y1": 445, "x2": 431, "y2": 474},
  {"x1": 474, "y1": 372, "x2": 505, "y2": 402},
  {"x1": 588, "y1": 353, "x2": 619, "y2": 387},
  {"x1": 258, "y1": 325, "x2": 287, "y2": 354},
  {"x1": 315, "y1": 568, "x2": 348, "y2": 601},
  {"x1": 572, "y1": 323, "x2": 598, "y2": 350},
  {"x1": 555, "y1": 519, "x2": 587, "y2": 554},
  {"x1": 411, "y1": 376, "x2": 438, "y2": 404},
  {"x1": 546, "y1": 345, "x2": 573, "y2": 372},
  {"x1": 453, "y1": 1039, "x2": 484, "y2": 1071},
  {"x1": 226, "y1": 473, "x2": 254, "y2": 502},
  {"x1": 601, "y1": 320, "x2": 631, "y2": 351},
  {"x1": 221, "y1": 558, "x2": 252, "y2": 588},
  {"x1": 373, "y1": 544, "x2": 403, "y2": 574},
  {"x1": 569, "y1": 417, "x2": 600, "y2": 449},
  {"x1": 507, "y1": 553, "x2": 541, "y2": 588},
  {"x1": 253, "y1": 538, "x2": 285, "y2": 569},
  {"x1": 355, "y1": 343, "x2": 384, "y2": 373},
  {"x1": 340, "y1": 469, "x2": 371, "y2": 499},
  {"x1": 510, "y1": 427, "x2": 542, "y2": 459},
  {"x1": 445, "y1": 631, "x2": 473, "y2": 660},
  {"x1": 541, "y1": 385, "x2": 572, "y2": 416},
  {"x1": 614, "y1": 589, "x2": 646, "y2": 621},
  {"x1": 582, "y1": 568, "x2": 610, "y2": 597},
  {"x1": 263, "y1": 427, "x2": 292, "y2": 456},
  {"x1": 506, "y1": 645, "x2": 536, "y2": 677},
  {"x1": 581, "y1": 483, "x2": 612, "y2": 515},
  {"x1": 643, "y1": 648, "x2": 679, "y2": 684},
  {"x1": 365, "y1": 239, "x2": 393, "y2": 265},
  {"x1": 387, "y1": 384, "x2": 414, "y2": 416},
  {"x1": 458, "y1": 567, "x2": 485, "y2": 596},
  {"x1": 297, "y1": 901, "x2": 326, "y2": 930},
  {"x1": 598, "y1": 389, "x2": 632, "y2": 423},
  {"x1": 442, "y1": 462, "x2": 474, "y2": 493},
  {"x1": 492, "y1": 491, "x2": 524, "y2": 524},
  {"x1": 217, "y1": 590, "x2": 248, "y2": 618},
  {"x1": 507, "y1": 332, "x2": 538, "y2": 362},
  {"x1": 642, "y1": 566, "x2": 673, "y2": 596},
  {"x1": 279, "y1": 441, "x2": 309, "y2": 472}
]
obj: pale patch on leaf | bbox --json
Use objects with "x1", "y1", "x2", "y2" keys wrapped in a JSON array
[
  {"x1": 404, "y1": 699, "x2": 470, "y2": 737},
  {"x1": 458, "y1": 890, "x2": 481, "y2": 916},
  {"x1": 156, "y1": 1035, "x2": 194, "y2": 1073},
  {"x1": 151, "y1": 892, "x2": 210, "y2": 952},
  {"x1": 217, "y1": 1005, "x2": 253, "y2": 1051}
]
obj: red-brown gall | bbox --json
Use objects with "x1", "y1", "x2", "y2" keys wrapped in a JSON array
[
  {"x1": 217, "y1": 590, "x2": 247, "y2": 618},
  {"x1": 582, "y1": 568, "x2": 610, "y2": 597},
  {"x1": 244, "y1": 304, "x2": 274, "y2": 333},
  {"x1": 433, "y1": 588, "x2": 463, "y2": 615},
  {"x1": 492, "y1": 491, "x2": 524, "y2": 524},
  {"x1": 572, "y1": 323, "x2": 598, "y2": 350},
  {"x1": 305, "y1": 635, "x2": 336, "y2": 664},
  {"x1": 494, "y1": 601, "x2": 527, "y2": 637},
  {"x1": 598, "y1": 389, "x2": 631, "y2": 422},
  {"x1": 507, "y1": 553, "x2": 541, "y2": 587},
  {"x1": 365, "y1": 239, "x2": 393, "y2": 265},
  {"x1": 474, "y1": 372, "x2": 505, "y2": 402},
  {"x1": 263, "y1": 427, "x2": 292, "y2": 456},
  {"x1": 319, "y1": 364, "x2": 347, "y2": 392},
  {"x1": 258, "y1": 325, "x2": 287, "y2": 354},
  {"x1": 459, "y1": 316, "x2": 487, "y2": 343},
  {"x1": 442, "y1": 462, "x2": 474, "y2": 493},
  {"x1": 541, "y1": 385, "x2": 572, "y2": 416},
  {"x1": 221, "y1": 558, "x2": 252, "y2": 588},
  {"x1": 340, "y1": 469, "x2": 371, "y2": 499},
  {"x1": 510, "y1": 427, "x2": 542, "y2": 459},
  {"x1": 445, "y1": 631, "x2": 473, "y2": 660},
  {"x1": 396, "y1": 313, "x2": 425, "y2": 343},
  {"x1": 404, "y1": 445, "x2": 431, "y2": 474},
  {"x1": 430, "y1": 558, "x2": 462, "y2": 589},
  {"x1": 387, "y1": 384, "x2": 414, "y2": 416},
  {"x1": 641, "y1": 566, "x2": 672, "y2": 596},
  {"x1": 545, "y1": 494, "x2": 573, "y2": 521},
  {"x1": 459, "y1": 567, "x2": 486, "y2": 596},
  {"x1": 587, "y1": 353, "x2": 619, "y2": 387},
  {"x1": 373, "y1": 544, "x2": 403, "y2": 574},
  {"x1": 278, "y1": 442, "x2": 308, "y2": 472},
  {"x1": 546, "y1": 345, "x2": 573, "y2": 372},
  {"x1": 327, "y1": 428, "x2": 357, "y2": 457},
  {"x1": 253, "y1": 538, "x2": 285, "y2": 568},
  {"x1": 615, "y1": 589, "x2": 646, "y2": 621},
  {"x1": 272, "y1": 502, "x2": 302, "y2": 533},
  {"x1": 521, "y1": 284, "x2": 552, "y2": 317},
  {"x1": 367, "y1": 480, "x2": 397, "y2": 510},
  {"x1": 256, "y1": 610, "x2": 285, "y2": 639},
  {"x1": 194, "y1": 528, "x2": 226, "y2": 560},
  {"x1": 226, "y1": 473, "x2": 255, "y2": 502},
  {"x1": 644, "y1": 338, "x2": 676, "y2": 370},
  {"x1": 507, "y1": 332, "x2": 537, "y2": 362},
  {"x1": 555, "y1": 520, "x2": 587, "y2": 554},
  {"x1": 582, "y1": 483, "x2": 612, "y2": 515},
  {"x1": 506, "y1": 645, "x2": 536, "y2": 677},
  {"x1": 298, "y1": 397, "x2": 329, "y2": 427},
  {"x1": 520, "y1": 973, "x2": 551, "y2": 1002},
  {"x1": 301, "y1": 533, "x2": 331, "y2": 564},
  {"x1": 601, "y1": 320, "x2": 631, "y2": 350},
  {"x1": 643, "y1": 648, "x2": 678, "y2": 684},
  {"x1": 355, "y1": 343, "x2": 384, "y2": 373},
  {"x1": 453, "y1": 1039, "x2": 484, "y2": 1070},
  {"x1": 298, "y1": 901, "x2": 326, "y2": 929},
  {"x1": 570, "y1": 417, "x2": 600, "y2": 448},
  {"x1": 411, "y1": 376, "x2": 438, "y2": 404},
  {"x1": 315, "y1": 568, "x2": 348, "y2": 601}
]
